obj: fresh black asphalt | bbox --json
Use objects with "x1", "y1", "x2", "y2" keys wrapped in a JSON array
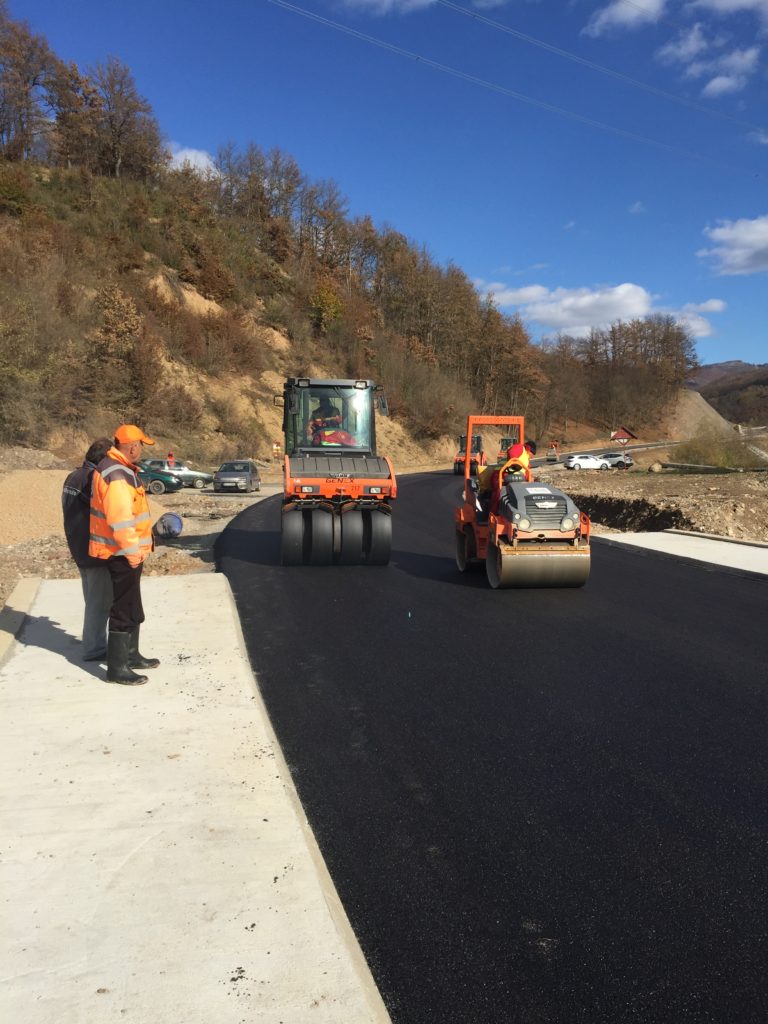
[{"x1": 216, "y1": 472, "x2": 768, "y2": 1024}]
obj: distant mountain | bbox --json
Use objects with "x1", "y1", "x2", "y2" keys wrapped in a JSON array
[
  {"x1": 687, "y1": 360, "x2": 761, "y2": 389},
  {"x1": 693, "y1": 362, "x2": 768, "y2": 426}
]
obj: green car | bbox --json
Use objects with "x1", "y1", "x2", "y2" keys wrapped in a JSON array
[{"x1": 137, "y1": 466, "x2": 184, "y2": 495}]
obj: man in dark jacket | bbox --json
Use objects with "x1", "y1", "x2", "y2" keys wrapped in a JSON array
[{"x1": 61, "y1": 438, "x2": 113, "y2": 661}]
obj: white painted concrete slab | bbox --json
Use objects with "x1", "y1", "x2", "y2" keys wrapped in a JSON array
[
  {"x1": 0, "y1": 575, "x2": 390, "y2": 1024},
  {"x1": 598, "y1": 531, "x2": 768, "y2": 576}
]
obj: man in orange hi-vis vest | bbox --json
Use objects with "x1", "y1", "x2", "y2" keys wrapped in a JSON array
[{"x1": 89, "y1": 424, "x2": 160, "y2": 686}]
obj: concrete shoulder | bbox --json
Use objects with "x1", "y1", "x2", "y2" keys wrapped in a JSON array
[
  {"x1": 596, "y1": 531, "x2": 768, "y2": 577},
  {"x1": 0, "y1": 576, "x2": 41, "y2": 667},
  {"x1": 1, "y1": 573, "x2": 391, "y2": 1024}
]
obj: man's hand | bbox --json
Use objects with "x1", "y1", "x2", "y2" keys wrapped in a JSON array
[{"x1": 126, "y1": 555, "x2": 142, "y2": 569}]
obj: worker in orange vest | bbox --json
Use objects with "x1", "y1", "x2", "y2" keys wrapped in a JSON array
[{"x1": 89, "y1": 424, "x2": 160, "y2": 686}]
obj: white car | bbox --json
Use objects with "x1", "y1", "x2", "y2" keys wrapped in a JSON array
[
  {"x1": 600, "y1": 452, "x2": 634, "y2": 469},
  {"x1": 564, "y1": 453, "x2": 610, "y2": 470}
]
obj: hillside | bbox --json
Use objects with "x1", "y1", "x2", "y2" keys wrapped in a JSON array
[
  {"x1": 687, "y1": 361, "x2": 768, "y2": 427},
  {"x1": 687, "y1": 361, "x2": 759, "y2": 388},
  {"x1": 0, "y1": 3, "x2": 732, "y2": 469},
  {"x1": 700, "y1": 365, "x2": 768, "y2": 427}
]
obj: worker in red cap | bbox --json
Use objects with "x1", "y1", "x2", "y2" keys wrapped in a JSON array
[
  {"x1": 89, "y1": 424, "x2": 160, "y2": 686},
  {"x1": 476, "y1": 443, "x2": 536, "y2": 516}
]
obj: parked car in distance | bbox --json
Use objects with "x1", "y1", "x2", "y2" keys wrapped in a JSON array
[
  {"x1": 137, "y1": 465, "x2": 184, "y2": 495},
  {"x1": 600, "y1": 452, "x2": 634, "y2": 469},
  {"x1": 213, "y1": 460, "x2": 261, "y2": 493},
  {"x1": 564, "y1": 453, "x2": 611, "y2": 471},
  {"x1": 139, "y1": 458, "x2": 213, "y2": 489}
]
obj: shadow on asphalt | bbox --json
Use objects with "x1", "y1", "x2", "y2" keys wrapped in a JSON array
[
  {"x1": 214, "y1": 527, "x2": 281, "y2": 568},
  {"x1": 390, "y1": 549, "x2": 488, "y2": 587},
  {"x1": 216, "y1": 526, "x2": 490, "y2": 585}
]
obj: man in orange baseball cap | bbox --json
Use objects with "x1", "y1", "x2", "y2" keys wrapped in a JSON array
[
  {"x1": 114, "y1": 424, "x2": 155, "y2": 446},
  {"x1": 89, "y1": 424, "x2": 160, "y2": 685}
]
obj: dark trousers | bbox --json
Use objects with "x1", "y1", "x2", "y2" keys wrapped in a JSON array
[{"x1": 106, "y1": 557, "x2": 145, "y2": 633}]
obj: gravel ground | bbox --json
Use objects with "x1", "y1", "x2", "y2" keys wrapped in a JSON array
[
  {"x1": 1, "y1": 446, "x2": 767, "y2": 610},
  {"x1": 0, "y1": 446, "x2": 282, "y2": 608}
]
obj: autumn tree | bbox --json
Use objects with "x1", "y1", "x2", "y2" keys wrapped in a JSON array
[
  {"x1": 0, "y1": 4, "x2": 58, "y2": 160},
  {"x1": 91, "y1": 56, "x2": 163, "y2": 179},
  {"x1": 48, "y1": 61, "x2": 102, "y2": 170}
]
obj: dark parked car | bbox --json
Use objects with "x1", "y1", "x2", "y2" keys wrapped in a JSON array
[
  {"x1": 213, "y1": 460, "x2": 261, "y2": 493},
  {"x1": 139, "y1": 458, "x2": 213, "y2": 489},
  {"x1": 137, "y1": 466, "x2": 184, "y2": 495}
]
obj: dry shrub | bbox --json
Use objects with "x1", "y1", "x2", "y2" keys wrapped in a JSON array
[
  {"x1": 0, "y1": 165, "x2": 34, "y2": 216},
  {"x1": 152, "y1": 382, "x2": 205, "y2": 430},
  {"x1": 209, "y1": 394, "x2": 269, "y2": 458},
  {"x1": 675, "y1": 428, "x2": 763, "y2": 469},
  {"x1": 178, "y1": 232, "x2": 236, "y2": 303}
]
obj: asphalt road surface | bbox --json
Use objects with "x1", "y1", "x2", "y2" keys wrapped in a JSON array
[{"x1": 217, "y1": 472, "x2": 768, "y2": 1024}]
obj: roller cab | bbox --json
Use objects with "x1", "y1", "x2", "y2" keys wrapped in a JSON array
[
  {"x1": 277, "y1": 378, "x2": 396, "y2": 566},
  {"x1": 454, "y1": 414, "x2": 590, "y2": 589},
  {"x1": 453, "y1": 434, "x2": 487, "y2": 475},
  {"x1": 495, "y1": 435, "x2": 518, "y2": 462}
]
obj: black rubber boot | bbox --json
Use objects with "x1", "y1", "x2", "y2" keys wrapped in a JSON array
[
  {"x1": 128, "y1": 625, "x2": 160, "y2": 670},
  {"x1": 107, "y1": 631, "x2": 149, "y2": 686}
]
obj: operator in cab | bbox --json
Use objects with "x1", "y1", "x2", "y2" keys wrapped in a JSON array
[{"x1": 476, "y1": 442, "x2": 536, "y2": 514}]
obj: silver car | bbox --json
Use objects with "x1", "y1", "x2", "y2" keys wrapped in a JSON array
[{"x1": 213, "y1": 460, "x2": 261, "y2": 493}]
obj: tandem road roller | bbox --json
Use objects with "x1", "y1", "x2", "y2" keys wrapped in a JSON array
[
  {"x1": 277, "y1": 377, "x2": 396, "y2": 566},
  {"x1": 454, "y1": 414, "x2": 591, "y2": 589}
]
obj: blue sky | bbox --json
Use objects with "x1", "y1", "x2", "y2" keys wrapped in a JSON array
[{"x1": 11, "y1": 0, "x2": 768, "y2": 365}]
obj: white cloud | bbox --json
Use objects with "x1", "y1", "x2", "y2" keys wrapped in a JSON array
[
  {"x1": 629, "y1": 200, "x2": 646, "y2": 214},
  {"x1": 339, "y1": 0, "x2": 508, "y2": 11},
  {"x1": 692, "y1": 0, "x2": 768, "y2": 26},
  {"x1": 698, "y1": 214, "x2": 768, "y2": 274},
  {"x1": 656, "y1": 23, "x2": 710, "y2": 63},
  {"x1": 168, "y1": 143, "x2": 217, "y2": 174},
  {"x1": 474, "y1": 278, "x2": 724, "y2": 338},
  {"x1": 701, "y1": 73, "x2": 743, "y2": 95},
  {"x1": 584, "y1": 0, "x2": 666, "y2": 37},
  {"x1": 563, "y1": 220, "x2": 576, "y2": 230},
  {"x1": 718, "y1": 45, "x2": 760, "y2": 73},
  {"x1": 749, "y1": 129, "x2": 768, "y2": 144},
  {"x1": 476, "y1": 280, "x2": 654, "y2": 335},
  {"x1": 663, "y1": 34, "x2": 759, "y2": 96},
  {"x1": 694, "y1": 45, "x2": 761, "y2": 94},
  {"x1": 675, "y1": 301, "x2": 725, "y2": 337},
  {"x1": 684, "y1": 299, "x2": 727, "y2": 312}
]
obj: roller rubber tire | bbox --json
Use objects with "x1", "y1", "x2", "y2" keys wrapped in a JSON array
[
  {"x1": 364, "y1": 511, "x2": 392, "y2": 565},
  {"x1": 309, "y1": 509, "x2": 334, "y2": 565},
  {"x1": 338, "y1": 510, "x2": 364, "y2": 565},
  {"x1": 455, "y1": 529, "x2": 471, "y2": 572},
  {"x1": 280, "y1": 509, "x2": 304, "y2": 566}
]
